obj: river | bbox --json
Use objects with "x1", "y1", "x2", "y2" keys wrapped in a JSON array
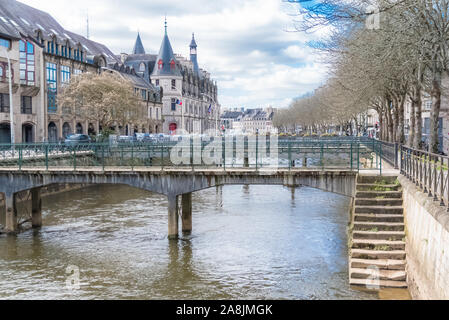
[{"x1": 0, "y1": 184, "x2": 410, "y2": 300}]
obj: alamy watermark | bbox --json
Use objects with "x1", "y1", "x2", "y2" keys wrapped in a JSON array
[
  {"x1": 66, "y1": 265, "x2": 80, "y2": 292},
  {"x1": 170, "y1": 130, "x2": 279, "y2": 173},
  {"x1": 366, "y1": 4, "x2": 380, "y2": 30}
]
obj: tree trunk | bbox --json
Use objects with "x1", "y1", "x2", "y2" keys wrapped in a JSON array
[
  {"x1": 385, "y1": 105, "x2": 393, "y2": 142},
  {"x1": 414, "y1": 88, "x2": 423, "y2": 150},
  {"x1": 396, "y1": 93, "x2": 406, "y2": 144},
  {"x1": 408, "y1": 97, "x2": 415, "y2": 147},
  {"x1": 378, "y1": 110, "x2": 384, "y2": 140},
  {"x1": 430, "y1": 70, "x2": 442, "y2": 153}
]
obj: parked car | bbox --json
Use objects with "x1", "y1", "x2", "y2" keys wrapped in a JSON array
[
  {"x1": 64, "y1": 134, "x2": 91, "y2": 147},
  {"x1": 117, "y1": 136, "x2": 136, "y2": 144}
]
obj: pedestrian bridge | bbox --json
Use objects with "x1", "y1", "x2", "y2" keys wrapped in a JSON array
[{"x1": 0, "y1": 137, "x2": 391, "y2": 238}]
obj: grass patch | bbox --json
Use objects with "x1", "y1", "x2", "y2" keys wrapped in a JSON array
[{"x1": 374, "y1": 245, "x2": 391, "y2": 251}]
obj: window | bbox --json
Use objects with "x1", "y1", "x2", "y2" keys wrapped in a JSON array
[
  {"x1": 73, "y1": 69, "x2": 82, "y2": 76},
  {"x1": 171, "y1": 79, "x2": 176, "y2": 89},
  {"x1": 21, "y1": 96, "x2": 32, "y2": 114},
  {"x1": 425, "y1": 100, "x2": 432, "y2": 110},
  {"x1": 0, "y1": 93, "x2": 10, "y2": 113},
  {"x1": 156, "y1": 108, "x2": 159, "y2": 119},
  {"x1": 141, "y1": 89, "x2": 147, "y2": 100},
  {"x1": 424, "y1": 118, "x2": 430, "y2": 135},
  {"x1": 155, "y1": 79, "x2": 159, "y2": 86},
  {"x1": 0, "y1": 65, "x2": 3, "y2": 77},
  {"x1": 171, "y1": 98, "x2": 177, "y2": 111},
  {"x1": 0, "y1": 37, "x2": 11, "y2": 49},
  {"x1": 46, "y1": 62, "x2": 57, "y2": 113},
  {"x1": 61, "y1": 65, "x2": 71, "y2": 85},
  {"x1": 19, "y1": 40, "x2": 35, "y2": 86},
  {"x1": 139, "y1": 63, "x2": 145, "y2": 72}
]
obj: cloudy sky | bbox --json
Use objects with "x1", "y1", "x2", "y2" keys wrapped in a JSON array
[{"x1": 20, "y1": 0, "x2": 328, "y2": 109}]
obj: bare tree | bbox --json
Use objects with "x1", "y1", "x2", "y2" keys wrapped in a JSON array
[{"x1": 58, "y1": 72, "x2": 151, "y2": 135}]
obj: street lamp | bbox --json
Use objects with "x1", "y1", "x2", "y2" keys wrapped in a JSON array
[{"x1": 1, "y1": 46, "x2": 15, "y2": 145}]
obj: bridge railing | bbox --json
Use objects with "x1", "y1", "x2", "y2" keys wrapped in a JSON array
[
  {"x1": 0, "y1": 138, "x2": 384, "y2": 172},
  {"x1": 400, "y1": 145, "x2": 449, "y2": 209}
]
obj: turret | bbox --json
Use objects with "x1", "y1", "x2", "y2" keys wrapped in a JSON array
[
  {"x1": 190, "y1": 33, "x2": 200, "y2": 75},
  {"x1": 132, "y1": 32, "x2": 145, "y2": 55}
]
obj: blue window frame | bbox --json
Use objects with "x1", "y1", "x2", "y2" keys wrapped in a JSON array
[
  {"x1": 0, "y1": 38, "x2": 11, "y2": 49},
  {"x1": 46, "y1": 62, "x2": 57, "y2": 113},
  {"x1": 19, "y1": 40, "x2": 35, "y2": 86},
  {"x1": 61, "y1": 65, "x2": 71, "y2": 85}
]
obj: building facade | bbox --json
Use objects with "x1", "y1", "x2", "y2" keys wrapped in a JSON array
[
  {"x1": 220, "y1": 107, "x2": 277, "y2": 135},
  {"x1": 0, "y1": 0, "x2": 162, "y2": 143},
  {"x1": 121, "y1": 26, "x2": 220, "y2": 135}
]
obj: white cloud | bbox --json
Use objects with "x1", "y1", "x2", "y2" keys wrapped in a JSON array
[{"x1": 19, "y1": 0, "x2": 327, "y2": 108}]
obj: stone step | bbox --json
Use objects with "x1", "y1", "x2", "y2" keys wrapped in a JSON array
[
  {"x1": 356, "y1": 191, "x2": 402, "y2": 199},
  {"x1": 351, "y1": 248, "x2": 406, "y2": 260},
  {"x1": 353, "y1": 230, "x2": 405, "y2": 241},
  {"x1": 355, "y1": 206, "x2": 403, "y2": 215},
  {"x1": 352, "y1": 239, "x2": 406, "y2": 251},
  {"x1": 354, "y1": 214, "x2": 404, "y2": 223},
  {"x1": 349, "y1": 278, "x2": 408, "y2": 288},
  {"x1": 351, "y1": 258, "x2": 406, "y2": 270},
  {"x1": 350, "y1": 268, "x2": 407, "y2": 281},
  {"x1": 357, "y1": 176, "x2": 398, "y2": 184},
  {"x1": 353, "y1": 222, "x2": 405, "y2": 232},
  {"x1": 355, "y1": 198, "x2": 403, "y2": 206},
  {"x1": 356, "y1": 184, "x2": 401, "y2": 191}
]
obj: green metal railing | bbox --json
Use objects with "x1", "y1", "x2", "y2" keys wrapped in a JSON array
[{"x1": 0, "y1": 137, "x2": 384, "y2": 172}]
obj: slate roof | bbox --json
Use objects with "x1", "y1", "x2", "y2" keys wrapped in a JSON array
[
  {"x1": 151, "y1": 28, "x2": 181, "y2": 77},
  {"x1": 132, "y1": 33, "x2": 145, "y2": 55},
  {"x1": 0, "y1": 0, "x2": 120, "y2": 64},
  {"x1": 119, "y1": 52, "x2": 158, "y2": 83},
  {"x1": 221, "y1": 111, "x2": 243, "y2": 120}
]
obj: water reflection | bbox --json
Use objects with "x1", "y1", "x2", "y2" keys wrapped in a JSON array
[{"x1": 0, "y1": 184, "x2": 407, "y2": 300}]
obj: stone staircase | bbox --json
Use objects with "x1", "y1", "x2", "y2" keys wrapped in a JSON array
[{"x1": 349, "y1": 175, "x2": 408, "y2": 288}]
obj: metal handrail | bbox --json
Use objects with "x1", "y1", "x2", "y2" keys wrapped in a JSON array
[
  {"x1": 0, "y1": 138, "x2": 384, "y2": 173},
  {"x1": 400, "y1": 145, "x2": 449, "y2": 210}
]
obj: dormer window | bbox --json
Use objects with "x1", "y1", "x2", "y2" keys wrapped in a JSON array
[
  {"x1": 139, "y1": 62, "x2": 145, "y2": 72},
  {"x1": 158, "y1": 59, "x2": 163, "y2": 70},
  {"x1": 170, "y1": 59, "x2": 175, "y2": 70}
]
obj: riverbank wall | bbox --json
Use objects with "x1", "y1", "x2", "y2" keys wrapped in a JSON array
[{"x1": 398, "y1": 175, "x2": 449, "y2": 299}]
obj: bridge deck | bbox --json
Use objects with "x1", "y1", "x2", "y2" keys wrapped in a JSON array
[{"x1": 0, "y1": 167, "x2": 360, "y2": 173}]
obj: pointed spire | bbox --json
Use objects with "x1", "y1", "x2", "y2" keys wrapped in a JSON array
[
  {"x1": 190, "y1": 32, "x2": 200, "y2": 76},
  {"x1": 190, "y1": 32, "x2": 197, "y2": 48},
  {"x1": 164, "y1": 16, "x2": 168, "y2": 35},
  {"x1": 151, "y1": 20, "x2": 181, "y2": 77},
  {"x1": 132, "y1": 32, "x2": 145, "y2": 55}
]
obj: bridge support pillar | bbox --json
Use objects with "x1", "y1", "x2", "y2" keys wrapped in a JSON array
[
  {"x1": 181, "y1": 193, "x2": 192, "y2": 234},
  {"x1": 5, "y1": 193, "x2": 18, "y2": 233},
  {"x1": 168, "y1": 195, "x2": 179, "y2": 240},
  {"x1": 31, "y1": 188, "x2": 42, "y2": 228}
]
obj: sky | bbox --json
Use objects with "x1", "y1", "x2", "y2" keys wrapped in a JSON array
[{"x1": 20, "y1": 0, "x2": 328, "y2": 109}]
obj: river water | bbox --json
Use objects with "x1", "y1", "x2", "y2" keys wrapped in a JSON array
[{"x1": 0, "y1": 184, "x2": 410, "y2": 300}]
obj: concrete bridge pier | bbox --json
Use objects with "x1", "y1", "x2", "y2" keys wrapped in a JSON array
[
  {"x1": 168, "y1": 195, "x2": 179, "y2": 240},
  {"x1": 4, "y1": 193, "x2": 18, "y2": 233},
  {"x1": 31, "y1": 188, "x2": 42, "y2": 228},
  {"x1": 181, "y1": 193, "x2": 192, "y2": 234}
]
